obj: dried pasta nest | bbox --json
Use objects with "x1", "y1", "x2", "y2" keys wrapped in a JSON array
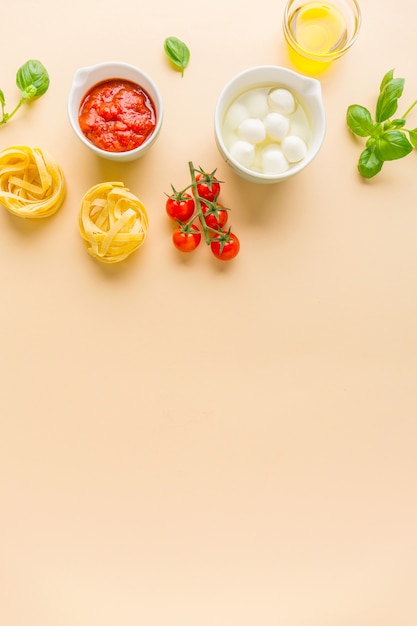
[
  {"x1": 0, "y1": 145, "x2": 65, "y2": 218},
  {"x1": 79, "y1": 182, "x2": 149, "y2": 263}
]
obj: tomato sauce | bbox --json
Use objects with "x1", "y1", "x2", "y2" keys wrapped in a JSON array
[{"x1": 78, "y1": 79, "x2": 156, "y2": 152}]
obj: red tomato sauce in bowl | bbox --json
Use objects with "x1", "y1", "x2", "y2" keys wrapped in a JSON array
[{"x1": 78, "y1": 79, "x2": 157, "y2": 153}]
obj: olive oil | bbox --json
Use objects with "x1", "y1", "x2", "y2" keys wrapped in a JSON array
[{"x1": 287, "y1": 2, "x2": 349, "y2": 57}]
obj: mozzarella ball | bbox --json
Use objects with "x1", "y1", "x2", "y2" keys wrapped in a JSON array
[
  {"x1": 243, "y1": 90, "x2": 269, "y2": 117},
  {"x1": 261, "y1": 146, "x2": 289, "y2": 174},
  {"x1": 282, "y1": 135, "x2": 308, "y2": 163},
  {"x1": 230, "y1": 140, "x2": 255, "y2": 167},
  {"x1": 264, "y1": 112, "x2": 290, "y2": 142},
  {"x1": 238, "y1": 118, "x2": 266, "y2": 144},
  {"x1": 268, "y1": 88, "x2": 296, "y2": 115},
  {"x1": 224, "y1": 102, "x2": 249, "y2": 131}
]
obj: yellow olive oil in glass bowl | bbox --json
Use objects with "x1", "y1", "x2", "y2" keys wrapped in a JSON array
[{"x1": 283, "y1": 0, "x2": 361, "y2": 74}]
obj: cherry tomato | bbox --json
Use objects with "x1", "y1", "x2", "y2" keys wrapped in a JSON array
[
  {"x1": 210, "y1": 231, "x2": 240, "y2": 261},
  {"x1": 166, "y1": 193, "x2": 195, "y2": 222},
  {"x1": 201, "y1": 202, "x2": 228, "y2": 230},
  {"x1": 195, "y1": 173, "x2": 221, "y2": 202},
  {"x1": 172, "y1": 225, "x2": 201, "y2": 253}
]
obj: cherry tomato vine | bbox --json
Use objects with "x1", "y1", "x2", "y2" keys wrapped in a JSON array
[{"x1": 165, "y1": 162, "x2": 240, "y2": 261}]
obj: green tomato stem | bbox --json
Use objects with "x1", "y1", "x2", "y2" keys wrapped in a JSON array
[{"x1": 188, "y1": 161, "x2": 211, "y2": 245}]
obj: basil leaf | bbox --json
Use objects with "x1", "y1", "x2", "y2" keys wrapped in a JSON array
[
  {"x1": 16, "y1": 59, "x2": 50, "y2": 100},
  {"x1": 375, "y1": 130, "x2": 413, "y2": 161},
  {"x1": 379, "y1": 69, "x2": 395, "y2": 93},
  {"x1": 375, "y1": 77, "x2": 405, "y2": 122},
  {"x1": 0, "y1": 89, "x2": 5, "y2": 107},
  {"x1": 388, "y1": 118, "x2": 406, "y2": 129},
  {"x1": 347, "y1": 104, "x2": 375, "y2": 137},
  {"x1": 407, "y1": 128, "x2": 417, "y2": 148},
  {"x1": 358, "y1": 147, "x2": 383, "y2": 178},
  {"x1": 349, "y1": 69, "x2": 417, "y2": 178},
  {"x1": 372, "y1": 123, "x2": 383, "y2": 138},
  {"x1": 164, "y1": 36, "x2": 190, "y2": 77}
]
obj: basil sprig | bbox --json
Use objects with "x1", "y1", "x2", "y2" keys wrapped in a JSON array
[
  {"x1": 164, "y1": 36, "x2": 190, "y2": 77},
  {"x1": 0, "y1": 59, "x2": 50, "y2": 126},
  {"x1": 347, "y1": 69, "x2": 417, "y2": 178}
]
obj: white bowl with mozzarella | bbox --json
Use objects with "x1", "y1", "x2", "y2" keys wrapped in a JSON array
[{"x1": 214, "y1": 66, "x2": 326, "y2": 184}]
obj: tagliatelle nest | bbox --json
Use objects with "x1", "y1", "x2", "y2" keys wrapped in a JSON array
[
  {"x1": 0, "y1": 145, "x2": 65, "y2": 218},
  {"x1": 79, "y1": 182, "x2": 149, "y2": 263}
]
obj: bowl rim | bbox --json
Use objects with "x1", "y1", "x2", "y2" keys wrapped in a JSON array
[
  {"x1": 67, "y1": 61, "x2": 164, "y2": 159},
  {"x1": 214, "y1": 65, "x2": 326, "y2": 182}
]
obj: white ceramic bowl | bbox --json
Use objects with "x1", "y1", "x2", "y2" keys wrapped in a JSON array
[
  {"x1": 214, "y1": 65, "x2": 326, "y2": 183},
  {"x1": 68, "y1": 61, "x2": 163, "y2": 162}
]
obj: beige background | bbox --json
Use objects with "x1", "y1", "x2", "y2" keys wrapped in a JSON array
[{"x1": 1, "y1": 0, "x2": 417, "y2": 624}]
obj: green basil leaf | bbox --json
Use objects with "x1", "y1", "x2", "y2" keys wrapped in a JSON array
[
  {"x1": 0, "y1": 89, "x2": 5, "y2": 107},
  {"x1": 23, "y1": 85, "x2": 37, "y2": 99},
  {"x1": 407, "y1": 128, "x2": 417, "y2": 148},
  {"x1": 346, "y1": 104, "x2": 375, "y2": 137},
  {"x1": 358, "y1": 147, "x2": 383, "y2": 178},
  {"x1": 16, "y1": 59, "x2": 50, "y2": 100},
  {"x1": 375, "y1": 130, "x2": 413, "y2": 161},
  {"x1": 379, "y1": 69, "x2": 395, "y2": 93},
  {"x1": 164, "y1": 36, "x2": 190, "y2": 77},
  {"x1": 373, "y1": 122, "x2": 383, "y2": 137},
  {"x1": 375, "y1": 77, "x2": 405, "y2": 122},
  {"x1": 389, "y1": 118, "x2": 406, "y2": 129}
]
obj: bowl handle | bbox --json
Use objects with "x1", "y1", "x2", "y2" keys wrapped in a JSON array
[
  {"x1": 71, "y1": 67, "x2": 92, "y2": 90},
  {"x1": 299, "y1": 75, "x2": 323, "y2": 99}
]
